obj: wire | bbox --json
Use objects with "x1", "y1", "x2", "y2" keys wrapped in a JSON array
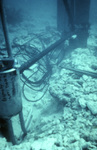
[
  {"x1": 22, "y1": 70, "x2": 50, "y2": 102},
  {"x1": 21, "y1": 50, "x2": 52, "y2": 102},
  {"x1": 22, "y1": 82, "x2": 49, "y2": 102},
  {"x1": 13, "y1": 31, "x2": 62, "y2": 103}
]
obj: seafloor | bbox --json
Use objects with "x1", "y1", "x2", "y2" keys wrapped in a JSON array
[{"x1": 0, "y1": 14, "x2": 97, "y2": 150}]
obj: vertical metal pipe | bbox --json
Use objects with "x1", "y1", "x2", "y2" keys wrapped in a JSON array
[
  {"x1": 70, "y1": 0, "x2": 75, "y2": 23},
  {"x1": 19, "y1": 111, "x2": 27, "y2": 135},
  {"x1": 7, "y1": 119, "x2": 16, "y2": 145},
  {"x1": 57, "y1": 0, "x2": 66, "y2": 31},
  {"x1": 0, "y1": 0, "x2": 13, "y2": 58},
  {"x1": 63, "y1": 0, "x2": 74, "y2": 30}
]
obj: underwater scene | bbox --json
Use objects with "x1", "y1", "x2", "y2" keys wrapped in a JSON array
[{"x1": 0, "y1": 0, "x2": 97, "y2": 150}]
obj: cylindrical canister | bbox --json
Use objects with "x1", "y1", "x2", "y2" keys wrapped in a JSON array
[{"x1": 0, "y1": 68, "x2": 22, "y2": 118}]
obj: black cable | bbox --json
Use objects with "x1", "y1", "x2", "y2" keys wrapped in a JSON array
[
  {"x1": 13, "y1": 31, "x2": 58, "y2": 103},
  {"x1": 22, "y1": 65, "x2": 50, "y2": 102},
  {"x1": 22, "y1": 82, "x2": 49, "y2": 102},
  {"x1": 21, "y1": 53, "x2": 52, "y2": 102}
]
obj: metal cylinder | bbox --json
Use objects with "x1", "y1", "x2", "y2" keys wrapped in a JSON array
[{"x1": 0, "y1": 68, "x2": 22, "y2": 118}]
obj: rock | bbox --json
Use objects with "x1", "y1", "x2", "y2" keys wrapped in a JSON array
[
  {"x1": 87, "y1": 101, "x2": 97, "y2": 115},
  {"x1": 0, "y1": 137, "x2": 8, "y2": 150},
  {"x1": 11, "y1": 142, "x2": 31, "y2": 150},
  {"x1": 78, "y1": 98, "x2": 86, "y2": 109},
  {"x1": 31, "y1": 138, "x2": 56, "y2": 150},
  {"x1": 82, "y1": 75, "x2": 89, "y2": 81}
]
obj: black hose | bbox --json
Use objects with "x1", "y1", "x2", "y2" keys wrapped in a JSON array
[
  {"x1": 22, "y1": 53, "x2": 52, "y2": 102},
  {"x1": 22, "y1": 71, "x2": 48, "y2": 85},
  {"x1": 22, "y1": 82, "x2": 49, "y2": 102},
  {"x1": 22, "y1": 66, "x2": 50, "y2": 102}
]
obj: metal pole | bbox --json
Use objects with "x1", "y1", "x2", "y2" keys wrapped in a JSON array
[
  {"x1": 63, "y1": 0, "x2": 74, "y2": 30},
  {"x1": 19, "y1": 32, "x2": 73, "y2": 74},
  {"x1": 0, "y1": 0, "x2": 13, "y2": 58}
]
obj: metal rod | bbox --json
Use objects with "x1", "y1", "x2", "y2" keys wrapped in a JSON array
[
  {"x1": 64, "y1": 66, "x2": 97, "y2": 78},
  {"x1": 19, "y1": 111, "x2": 27, "y2": 135},
  {"x1": 0, "y1": 0, "x2": 13, "y2": 58},
  {"x1": 25, "y1": 107, "x2": 33, "y2": 132},
  {"x1": 19, "y1": 32, "x2": 72, "y2": 74},
  {"x1": 7, "y1": 119, "x2": 16, "y2": 145}
]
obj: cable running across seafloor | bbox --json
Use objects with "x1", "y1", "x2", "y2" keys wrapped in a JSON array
[
  {"x1": 21, "y1": 53, "x2": 52, "y2": 102},
  {"x1": 14, "y1": 31, "x2": 64, "y2": 102}
]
